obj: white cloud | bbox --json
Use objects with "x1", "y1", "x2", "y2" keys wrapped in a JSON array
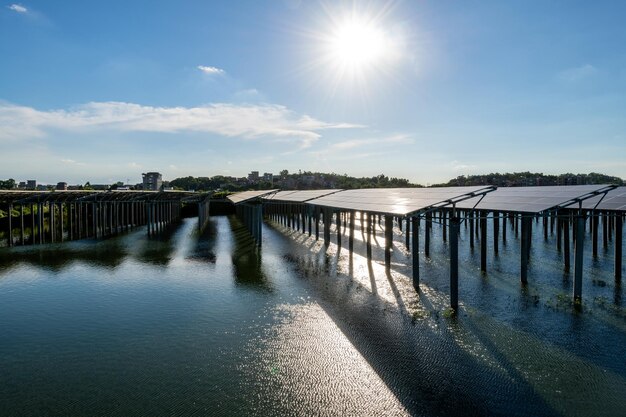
[
  {"x1": 558, "y1": 64, "x2": 598, "y2": 82},
  {"x1": 197, "y1": 65, "x2": 225, "y2": 75},
  {"x1": 449, "y1": 160, "x2": 477, "y2": 171},
  {"x1": 8, "y1": 4, "x2": 27, "y2": 13},
  {"x1": 0, "y1": 101, "x2": 362, "y2": 148},
  {"x1": 127, "y1": 162, "x2": 142, "y2": 168},
  {"x1": 330, "y1": 134, "x2": 414, "y2": 150},
  {"x1": 61, "y1": 158, "x2": 86, "y2": 166}
]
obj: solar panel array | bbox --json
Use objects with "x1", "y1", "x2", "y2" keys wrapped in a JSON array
[
  {"x1": 565, "y1": 186, "x2": 626, "y2": 212},
  {"x1": 456, "y1": 185, "x2": 614, "y2": 213},
  {"x1": 227, "y1": 189, "x2": 278, "y2": 204},
  {"x1": 263, "y1": 189, "x2": 342, "y2": 203},
  {"x1": 304, "y1": 186, "x2": 494, "y2": 215}
]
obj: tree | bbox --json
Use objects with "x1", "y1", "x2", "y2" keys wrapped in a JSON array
[{"x1": 0, "y1": 178, "x2": 16, "y2": 190}]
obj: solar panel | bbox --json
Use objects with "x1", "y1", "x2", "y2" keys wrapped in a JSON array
[
  {"x1": 305, "y1": 186, "x2": 494, "y2": 215},
  {"x1": 227, "y1": 189, "x2": 278, "y2": 204},
  {"x1": 456, "y1": 185, "x2": 615, "y2": 213},
  {"x1": 263, "y1": 189, "x2": 343, "y2": 203},
  {"x1": 564, "y1": 186, "x2": 626, "y2": 212}
]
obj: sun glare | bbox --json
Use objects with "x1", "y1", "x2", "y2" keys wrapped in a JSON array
[{"x1": 330, "y1": 18, "x2": 388, "y2": 69}]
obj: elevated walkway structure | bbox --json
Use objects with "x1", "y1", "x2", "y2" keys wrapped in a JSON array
[{"x1": 0, "y1": 190, "x2": 206, "y2": 245}]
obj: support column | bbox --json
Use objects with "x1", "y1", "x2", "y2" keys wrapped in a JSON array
[
  {"x1": 573, "y1": 214, "x2": 586, "y2": 303},
  {"x1": 405, "y1": 216, "x2": 410, "y2": 249},
  {"x1": 384, "y1": 215, "x2": 393, "y2": 268},
  {"x1": 521, "y1": 216, "x2": 530, "y2": 284},
  {"x1": 469, "y1": 211, "x2": 474, "y2": 249},
  {"x1": 315, "y1": 206, "x2": 320, "y2": 241},
  {"x1": 615, "y1": 214, "x2": 622, "y2": 282},
  {"x1": 7, "y1": 203, "x2": 13, "y2": 247},
  {"x1": 425, "y1": 212, "x2": 431, "y2": 257},
  {"x1": 349, "y1": 211, "x2": 355, "y2": 254},
  {"x1": 442, "y1": 210, "x2": 447, "y2": 243},
  {"x1": 450, "y1": 215, "x2": 460, "y2": 310},
  {"x1": 336, "y1": 211, "x2": 342, "y2": 248},
  {"x1": 563, "y1": 217, "x2": 571, "y2": 273},
  {"x1": 323, "y1": 208, "x2": 330, "y2": 247},
  {"x1": 592, "y1": 213, "x2": 599, "y2": 258},
  {"x1": 412, "y1": 217, "x2": 420, "y2": 290},
  {"x1": 366, "y1": 213, "x2": 372, "y2": 261},
  {"x1": 20, "y1": 204, "x2": 24, "y2": 245},
  {"x1": 493, "y1": 211, "x2": 499, "y2": 255},
  {"x1": 480, "y1": 213, "x2": 487, "y2": 273}
]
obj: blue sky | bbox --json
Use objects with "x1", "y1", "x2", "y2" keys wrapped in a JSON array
[{"x1": 1, "y1": 0, "x2": 625, "y2": 185}]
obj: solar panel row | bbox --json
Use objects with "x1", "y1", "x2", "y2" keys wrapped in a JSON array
[{"x1": 227, "y1": 184, "x2": 621, "y2": 215}]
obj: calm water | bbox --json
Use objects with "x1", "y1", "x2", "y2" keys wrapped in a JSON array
[{"x1": 0, "y1": 215, "x2": 625, "y2": 416}]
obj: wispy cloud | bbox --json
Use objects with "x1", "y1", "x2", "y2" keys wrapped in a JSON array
[
  {"x1": 448, "y1": 160, "x2": 476, "y2": 171},
  {"x1": 197, "y1": 65, "x2": 225, "y2": 75},
  {"x1": 8, "y1": 3, "x2": 27, "y2": 13},
  {"x1": 558, "y1": 64, "x2": 598, "y2": 82},
  {"x1": 61, "y1": 158, "x2": 86, "y2": 166},
  {"x1": 330, "y1": 134, "x2": 414, "y2": 150},
  {"x1": 0, "y1": 101, "x2": 362, "y2": 148}
]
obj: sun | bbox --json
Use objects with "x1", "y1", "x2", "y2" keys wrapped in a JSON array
[{"x1": 329, "y1": 17, "x2": 388, "y2": 70}]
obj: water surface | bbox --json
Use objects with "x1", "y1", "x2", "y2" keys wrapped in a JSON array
[{"x1": 0, "y1": 215, "x2": 624, "y2": 416}]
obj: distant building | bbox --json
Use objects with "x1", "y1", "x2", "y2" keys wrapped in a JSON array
[
  {"x1": 56, "y1": 182, "x2": 68, "y2": 191},
  {"x1": 248, "y1": 171, "x2": 259, "y2": 182},
  {"x1": 18, "y1": 181, "x2": 26, "y2": 189},
  {"x1": 142, "y1": 172, "x2": 162, "y2": 191},
  {"x1": 27, "y1": 180, "x2": 36, "y2": 190},
  {"x1": 262, "y1": 172, "x2": 274, "y2": 183}
]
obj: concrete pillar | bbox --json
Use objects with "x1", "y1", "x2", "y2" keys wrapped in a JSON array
[
  {"x1": 336, "y1": 211, "x2": 342, "y2": 248},
  {"x1": 366, "y1": 212, "x2": 372, "y2": 261},
  {"x1": 7, "y1": 203, "x2": 13, "y2": 247},
  {"x1": 315, "y1": 206, "x2": 320, "y2": 241},
  {"x1": 615, "y1": 214, "x2": 622, "y2": 282},
  {"x1": 450, "y1": 215, "x2": 460, "y2": 310},
  {"x1": 412, "y1": 217, "x2": 420, "y2": 290},
  {"x1": 480, "y1": 213, "x2": 487, "y2": 273},
  {"x1": 564, "y1": 217, "x2": 570, "y2": 273},
  {"x1": 574, "y1": 215, "x2": 586, "y2": 303},
  {"x1": 442, "y1": 210, "x2": 447, "y2": 243},
  {"x1": 60, "y1": 203, "x2": 64, "y2": 242},
  {"x1": 349, "y1": 211, "x2": 355, "y2": 254},
  {"x1": 425, "y1": 211, "x2": 431, "y2": 257},
  {"x1": 20, "y1": 204, "x2": 24, "y2": 245},
  {"x1": 31, "y1": 203, "x2": 35, "y2": 244},
  {"x1": 405, "y1": 216, "x2": 410, "y2": 249},
  {"x1": 521, "y1": 216, "x2": 530, "y2": 284},
  {"x1": 493, "y1": 211, "x2": 499, "y2": 255},
  {"x1": 592, "y1": 213, "x2": 599, "y2": 258},
  {"x1": 557, "y1": 216, "x2": 562, "y2": 252},
  {"x1": 323, "y1": 208, "x2": 330, "y2": 247},
  {"x1": 384, "y1": 215, "x2": 393, "y2": 268},
  {"x1": 603, "y1": 212, "x2": 609, "y2": 249},
  {"x1": 469, "y1": 211, "x2": 474, "y2": 249}
]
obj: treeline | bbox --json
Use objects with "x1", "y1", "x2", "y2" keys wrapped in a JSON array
[
  {"x1": 168, "y1": 172, "x2": 419, "y2": 192},
  {"x1": 433, "y1": 172, "x2": 624, "y2": 187}
]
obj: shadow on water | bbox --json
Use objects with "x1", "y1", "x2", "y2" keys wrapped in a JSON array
[
  {"x1": 186, "y1": 218, "x2": 217, "y2": 264},
  {"x1": 269, "y1": 231, "x2": 561, "y2": 417},
  {"x1": 0, "y1": 239, "x2": 128, "y2": 273},
  {"x1": 228, "y1": 216, "x2": 272, "y2": 292},
  {"x1": 134, "y1": 223, "x2": 181, "y2": 266}
]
